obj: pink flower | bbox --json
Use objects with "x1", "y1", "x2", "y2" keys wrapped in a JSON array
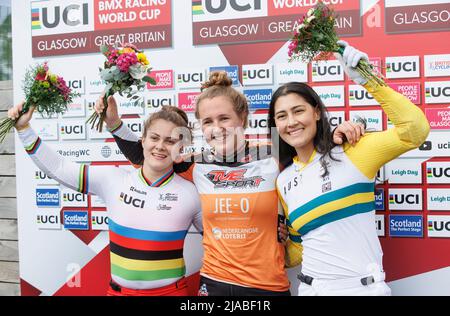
[{"x1": 116, "y1": 53, "x2": 138, "y2": 72}]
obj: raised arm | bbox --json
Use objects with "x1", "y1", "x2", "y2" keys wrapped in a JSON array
[
  {"x1": 336, "y1": 43, "x2": 430, "y2": 179},
  {"x1": 10, "y1": 102, "x2": 121, "y2": 198}
]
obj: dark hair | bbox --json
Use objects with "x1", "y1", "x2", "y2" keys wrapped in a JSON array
[
  {"x1": 195, "y1": 71, "x2": 249, "y2": 128},
  {"x1": 268, "y1": 82, "x2": 337, "y2": 177},
  {"x1": 143, "y1": 105, "x2": 192, "y2": 143}
]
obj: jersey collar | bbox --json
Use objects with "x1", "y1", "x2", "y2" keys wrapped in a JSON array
[
  {"x1": 293, "y1": 149, "x2": 317, "y2": 173},
  {"x1": 139, "y1": 168, "x2": 175, "y2": 187}
]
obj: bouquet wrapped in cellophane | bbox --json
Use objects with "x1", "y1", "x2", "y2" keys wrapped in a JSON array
[
  {"x1": 86, "y1": 43, "x2": 156, "y2": 132},
  {"x1": 0, "y1": 62, "x2": 78, "y2": 143},
  {"x1": 287, "y1": 1, "x2": 385, "y2": 87}
]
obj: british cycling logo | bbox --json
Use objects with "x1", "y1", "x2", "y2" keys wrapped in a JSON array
[{"x1": 205, "y1": 169, "x2": 264, "y2": 188}]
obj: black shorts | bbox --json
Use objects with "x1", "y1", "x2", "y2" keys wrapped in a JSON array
[{"x1": 198, "y1": 276, "x2": 291, "y2": 296}]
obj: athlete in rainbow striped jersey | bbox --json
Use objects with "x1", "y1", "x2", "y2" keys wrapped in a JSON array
[{"x1": 8, "y1": 103, "x2": 202, "y2": 296}]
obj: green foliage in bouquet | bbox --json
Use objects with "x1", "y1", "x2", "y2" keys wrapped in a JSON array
[{"x1": 0, "y1": 62, "x2": 79, "y2": 143}]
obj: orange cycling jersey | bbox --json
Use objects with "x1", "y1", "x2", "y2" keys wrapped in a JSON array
[{"x1": 112, "y1": 124, "x2": 290, "y2": 292}]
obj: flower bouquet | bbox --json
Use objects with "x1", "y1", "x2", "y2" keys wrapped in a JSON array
[
  {"x1": 0, "y1": 62, "x2": 78, "y2": 143},
  {"x1": 86, "y1": 43, "x2": 156, "y2": 132},
  {"x1": 287, "y1": 1, "x2": 385, "y2": 87}
]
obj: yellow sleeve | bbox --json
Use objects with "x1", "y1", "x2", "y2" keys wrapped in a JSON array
[
  {"x1": 276, "y1": 182, "x2": 303, "y2": 268},
  {"x1": 344, "y1": 84, "x2": 430, "y2": 179}
]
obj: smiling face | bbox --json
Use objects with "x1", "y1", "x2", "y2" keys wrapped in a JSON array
[
  {"x1": 141, "y1": 118, "x2": 183, "y2": 174},
  {"x1": 273, "y1": 93, "x2": 320, "y2": 155},
  {"x1": 197, "y1": 96, "x2": 246, "y2": 157}
]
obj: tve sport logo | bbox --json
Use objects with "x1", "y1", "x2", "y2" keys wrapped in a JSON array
[
  {"x1": 63, "y1": 211, "x2": 89, "y2": 230},
  {"x1": 388, "y1": 188, "x2": 422, "y2": 210},
  {"x1": 385, "y1": 56, "x2": 420, "y2": 79},
  {"x1": 428, "y1": 215, "x2": 450, "y2": 238},
  {"x1": 389, "y1": 215, "x2": 423, "y2": 238},
  {"x1": 36, "y1": 188, "x2": 60, "y2": 207},
  {"x1": 426, "y1": 161, "x2": 450, "y2": 184}
]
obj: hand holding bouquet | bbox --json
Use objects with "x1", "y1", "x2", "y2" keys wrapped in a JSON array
[
  {"x1": 86, "y1": 43, "x2": 156, "y2": 132},
  {"x1": 287, "y1": 1, "x2": 385, "y2": 87},
  {"x1": 0, "y1": 62, "x2": 78, "y2": 143}
]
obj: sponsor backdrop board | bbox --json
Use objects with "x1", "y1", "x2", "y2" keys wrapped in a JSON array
[{"x1": 11, "y1": 0, "x2": 450, "y2": 296}]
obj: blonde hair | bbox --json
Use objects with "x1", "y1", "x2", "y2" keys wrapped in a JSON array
[
  {"x1": 143, "y1": 106, "x2": 192, "y2": 143},
  {"x1": 195, "y1": 71, "x2": 249, "y2": 128}
]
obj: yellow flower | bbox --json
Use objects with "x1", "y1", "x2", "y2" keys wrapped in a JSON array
[
  {"x1": 49, "y1": 74, "x2": 57, "y2": 84},
  {"x1": 137, "y1": 53, "x2": 149, "y2": 65},
  {"x1": 122, "y1": 47, "x2": 135, "y2": 54}
]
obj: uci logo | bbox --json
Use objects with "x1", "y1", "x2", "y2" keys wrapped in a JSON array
[
  {"x1": 127, "y1": 123, "x2": 142, "y2": 133},
  {"x1": 390, "y1": 194, "x2": 419, "y2": 205},
  {"x1": 63, "y1": 193, "x2": 85, "y2": 202},
  {"x1": 35, "y1": 170, "x2": 52, "y2": 180},
  {"x1": 314, "y1": 65, "x2": 341, "y2": 76},
  {"x1": 92, "y1": 215, "x2": 108, "y2": 226},
  {"x1": 430, "y1": 220, "x2": 450, "y2": 232},
  {"x1": 429, "y1": 167, "x2": 450, "y2": 178},
  {"x1": 387, "y1": 61, "x2": 417, "y2": 73},
  {"x1": 328, "y1": 116, "x2": 343, "y2": 127},
  {"x1": 68, "y1": 80, "x2": 83, "y2": 90},
  {"x1": 37, "y1": 3, "x2": 89, "y2": 29},
  {"x1": 178, "y1": 73, "x2": 204, "y2": 83},
  {"x1": 61, "y1": 125, "x2": 84, "y2": 135},
  {"x1": 37, "y1": 215, "x2": 59, "y2": 224},
  {"x1": 204, "y1": 0, "x2": 262, "y2": 13},
  {"x1": 248, "y1": 118, "x2": 267, "y2": 129},
  {"x1": 120, "y1": 192, "x2": 145, "y2": 209},
  {"x1": 351, "y1": 90, "x2": 374, "y2": 100},
  {"x1": 427, "y1": 87, "x2": 450, "y2": 98},
  {"x1": 244, "y1": 69, "x2": 270, "y2": 80},
  {"x1": 147, "y1": 98, "x2": 173, "y2": 108}
]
